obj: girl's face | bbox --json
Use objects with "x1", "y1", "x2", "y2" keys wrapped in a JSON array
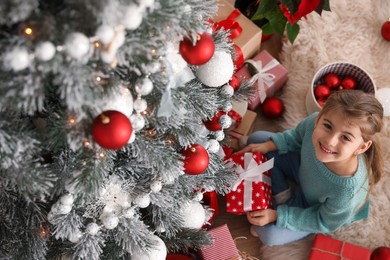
[{"x1": 312, "y1": 112, "x2": 372, "y2": 167}]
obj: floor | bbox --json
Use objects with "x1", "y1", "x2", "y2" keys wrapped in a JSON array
[{"x1": 209, "y1": 33, "x2": 283, "y2": 259}]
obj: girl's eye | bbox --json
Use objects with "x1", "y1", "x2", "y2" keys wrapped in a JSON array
[
  {"x1": 342, "y1": 135, "x2": 351, "y2": 142},
  {"x1": 323, "y1": 123, "x2": 331, "y2": 129}
]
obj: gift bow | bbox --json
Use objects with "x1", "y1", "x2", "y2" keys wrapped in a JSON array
[
  {"x1": 232, "y1": 153, "x2": 274, "y2": 212},
  {"x1": 246, "y1": 58, "x2": 280, "y2": 103},
  {"x1": 213, "y1": 9, "x2": 243, "y2": 40}
]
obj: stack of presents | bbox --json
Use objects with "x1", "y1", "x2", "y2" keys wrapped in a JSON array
[{"x1": 189, "y1": 1, "x2": 384, "y2": 259}]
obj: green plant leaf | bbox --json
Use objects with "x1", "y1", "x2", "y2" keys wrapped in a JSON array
[
  {"x1": 315, "y1": 0, "x2": 331, "y2": 14},
  {"x1": 265, "y1": 6, "x2": 287, "y2": 36},
  {"x1": 261, "y1": 22, "x2": 275, "y2": 34},
  {"x1": 286, "y1": 22, "x2": 300, "y2": 43},
  {"x1": 252, "y1": 0, "x2": 278, "y2": 20}
]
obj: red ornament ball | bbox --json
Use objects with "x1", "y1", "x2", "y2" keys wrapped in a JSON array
[
  {"x1": 314, "y1": 84, "x2": 331, "y2": 99},
  {"x1": 92, "y1": 110, "x2": 132, "y2": 150},
  {"x1": 203, "y1": 111, "x2": 224, "y2": 131},
  {"x1": 261, "y1": 97, "x2": 284, "y2": 119},
  {"x1": 317, "y1": 99, "x2": 326, "y2": 108},
  {"x1": 324, "y1": 73, "x2": 341, "y2": 88},
  {"x1": 179, "y1": 33, "x2": 215, "y2": 65},
  {"x1": 381, "y1": 20, "x2": 390, "y2": 41},
  {"x1": 181, "y1": 144, "x2": 209, "y2": 175},
  {"x1": 341, "y1": 76, "x2": 357, "y2": 90},
  {"x1": 166, "y1": 254, "x2": 193, "y2": 260},
  {"x1": 371, "y1": 247, "x2": 390, "y2": 260},
  {"x1": 229, "y1": 75, "x2": 241, "y2": 91}
]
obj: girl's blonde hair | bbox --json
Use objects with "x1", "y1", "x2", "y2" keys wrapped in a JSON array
[{"x1": 317, "y1": 90, "x2": 384, "y2": 191}]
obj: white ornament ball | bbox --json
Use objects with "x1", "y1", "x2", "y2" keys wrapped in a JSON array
[
  {"x1": 116, "y1": 193, "x2": 132, "y2": 208},
  {"x1": 207, "y1": 139, "x2": 220, "y2": 153},
  {"x1": 193, "y1": 192, "x2": 203, "y2": 201},
  {"x1": 4, "y1": 47, "x2": 30, "y2": 71},
  {"x1": 377, "y1": 88, "x2": 390, "y2": 117},
  {"x1": 135, "y1": 77, "x2": 154, "y2": 96},
  {"x1": 35, "y1": 41, "x2": 56, "y2": 61},
  {"x1": 222, "y1": 84, "x2": 235, "y2": 97},
  {"x1": 180, "y1": 201, "x2": 206, "y2": 229},
  {"x1": 65, "y1": 32, "x2": 90, "y2": 59},
  {"x1": 134, "y1": 194, "x2": 151, "y2": 208},
  {"x1": 127, "y1": 131, "x2": 136, "y2": 144},
  {"x1": 96, "y1": 25, "x2": 115, "y2": 44},
  {"x1": 59, "y1": 193, "x2": 74, "y2": 205},
  {"x1": 223, "y1": 102, "x2": 233, "y2": 112},
  {"x1": 86, "y1": 223, "x2": 100, "y2": 235},
  {"x1": 100, "y1": 213, "x2": 119, "y2": 229},
  {"x1": 195, "y1": 51, "x2": 234, "y2": 87},
  {"x1": 214, "y1": 130, "x2": 225, "y2": 141},
  {"x1": 55, "y1": 203, "x2": 72, "y2": 215},
  {"x1": 130, "y1": 114, "x2": 146, "y2": 131},
  {"x1": 100, "y1": 86, "x2": 134, "y2": 118},
  {"x1": 68, "y1": 230, "x2": 83, "y2": 243},
  {"x1": 150, "y1": 180, "x2": 162, "y2": 193},
  {"x1": 122, "y1": 207, "x2": 136, "y2": 218},
  {"x1": 122, "y1": 5, "x2": 144, "y2": 30},
  {"x1": 132, "y1": 235, "x2": 167, "y2": 260},
  {"x1": 155, "y1": 226, "x2": 166, "y2": 233},
  {"x1": 219, "y1": 114, "x2": 232, "y2": 129},
  {"x1": 133, "y1": 98, "x2": 147, "y2": 113}
]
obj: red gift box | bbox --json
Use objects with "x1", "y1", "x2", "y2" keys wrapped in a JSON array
[
  {"x1": 309, "y1": 234, "x2": 371, "y2": 260},
  {"x1": 235, "y1": 50, "x2": 288, "y2": 110},
  {"x1": 225, "y1": 152, "x2": 274, "y2": 214},
  {"x1": 200, "y1": 224, "x2": 241, "y2": 260}
]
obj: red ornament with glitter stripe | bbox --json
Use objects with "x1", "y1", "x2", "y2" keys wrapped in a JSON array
[{"x1": 225, "y1": 152, "x2": 274, "y2": 214}]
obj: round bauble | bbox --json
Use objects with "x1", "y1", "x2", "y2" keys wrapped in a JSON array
[
  {"x1": 181, "y1": 144, "x2": 209, "y2": 175},
  {"x1": 35, "y1": 41, "x2": 56, "y2": 61},
  {"x1": 324, "y1": 73, "x2": 341, "y2": 88},
  {"x1": 122, "y1": 5, "x2": 143, "y2": 30},
  {"x1": 203, "y1": 111, "x2": 224, "y2": 131},
  {"x1": 92, "y1": 110, "x2": 132, "y2": 150},
  {"x1": 195, "y1": 51, "x2": 234, "y2": 87},
  {"x1": 261, "y1": 97, "x2": 284, "y2": 119},
  {"x1": 341, "y1": 76, "x2": 357, "y2": 90},
  {"x1": 180, "y1": 201, "x2": 206, "y2": 229},
  {"x1": 4, "y1": 47, "x2": 30, "y2": 71},
  {"x1": 65, "y1": 32, "x2": 90, "y2": 59},
  {"x1": 132, "y1": 235, "x2": 167, "y2": 260},
  {"x1": 100, "y1": 86, "x2": 134, "y2": 118},
  {"x1": 314, "y1": 84, "x2": 331, "y2": 99},
  {"x1": 371, "y1": 246, "x2": 390, "y2": 260},
  {"x1": 179, "y1": 33, "x2": 215, "y2": 65},
  {"x1": 381, "y1": 20, "x2": 390, "y2": 41}
]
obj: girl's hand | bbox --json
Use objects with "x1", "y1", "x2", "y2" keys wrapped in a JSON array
[
  {"x1": 235, "y1": 140, "x2": 276, "y2": 155},
  {"x1": 246, "y1": 209, "x2": 277, "y2": 226}
]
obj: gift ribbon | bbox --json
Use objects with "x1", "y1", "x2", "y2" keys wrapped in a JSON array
[
  {"x1": 245, "y1": 58, "x2": 280, "y2": 103},
  {"x1": 232, "y1": 153, "x2": 274, "y2": 212},
  {"x1": 227, "y1": 129, "x2": 243, "y2": 140},
  {"x1": 311, "y1": 242, "x2": 350, "y2": 260},
  {"x1": 228, "y1": 109, "x2": 242, "y2": 127}
]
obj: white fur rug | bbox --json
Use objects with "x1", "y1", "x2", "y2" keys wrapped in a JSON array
[{"x1": 261, "y1": 0, "x2": 390, "y2": 259}]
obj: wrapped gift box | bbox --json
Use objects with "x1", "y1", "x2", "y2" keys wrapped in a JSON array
[
  {"x1": 213, "y1": 0, "x2": 262, "y2": 69},
  {"x1": 226, "y1": 110, "x2": 257, "y2": 150},
  {"x1": 235, "y1": 50, "x2": 288, "y2": 110},
  {"x1": 309, "y1": 234, "x2": 371, "y2": 260},
  {"x1": 225, "y1": 152, "x2": 273, "y2": 214},
  {"x1": 200, "y1": 224, "x2": 241, "y2": 260}
]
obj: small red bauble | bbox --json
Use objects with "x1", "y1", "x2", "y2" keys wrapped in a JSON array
[
  {"x1": 317, "y1": 99, "x2": 326, "y2": 107},
  {"x1": 181, "y1": 144, "x2": 209, "y2": 175},
  {"x1": 229, "y1": 75, "x2": 241, "y2": 91},
  {"x1": 166, "y1": 254, "x2": 193, "y2": 260},
  {"x1": 92, "y1": 110, "x2": 132, "y2": 150},
  {"x1": 324, "y1": 73, "x2": 341, "y2": 88},
  {"x1": 381, "y1": 20, "x2": 390, "y2": 41},
  {"x1": 341, "y1": 76, "x2": 357, "y2": 90},
  {"x1": 261, "y1": 97, "x2": 284, "y2": 119},
  {"x1": 371, "y1": 247, "x2": 390, "y2": 260},
  {"x1": 314, "y1": 84, "x2": 331, "y2": 99},
  {"x1": 261, "y1": 33, "x2": 272, "y2": 42},
  {"x1": 203, "y1": 111, "x2": 224, "y2": 131},
  {"x1": 179, "y1": 33, "x2": 215, "y2": 65}
]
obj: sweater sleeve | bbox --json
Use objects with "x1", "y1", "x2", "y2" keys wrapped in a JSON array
[
  {"x1": 271, "y1": 113, "x2": 318, "y2": 154},
  {"x1": 276, "y1": 189, "x2": 362, "y2": 233}
]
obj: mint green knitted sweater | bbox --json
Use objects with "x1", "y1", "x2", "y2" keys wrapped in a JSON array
[{"x1": 272, "y1": 113, "x2": 369, "y2": 233}]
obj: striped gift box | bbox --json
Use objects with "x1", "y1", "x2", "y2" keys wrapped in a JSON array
[{"x1": 200, "y1": 224, "x2": 241, "y2": 260}]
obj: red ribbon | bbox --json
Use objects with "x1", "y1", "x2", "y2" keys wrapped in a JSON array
[
  {"x1": 228, "y1": 109, "x2": 242, "y2": 127},
  {"x1": 211, "y1": 9, "x2": 245, "y2": 70},
  {"x1": 203, "y1": 191, "x2": 219, "y2": 215}
]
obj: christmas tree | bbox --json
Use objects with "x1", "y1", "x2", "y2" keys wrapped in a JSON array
[{"x1": 0, "y1": 0, "x2": 250, "y2": 259}]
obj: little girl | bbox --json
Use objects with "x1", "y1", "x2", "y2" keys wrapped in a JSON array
[{"x1": 237, "y1": 90, "x2": 384, "y2": 246}]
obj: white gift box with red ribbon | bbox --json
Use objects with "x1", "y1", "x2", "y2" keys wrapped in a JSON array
[{"x1": 225, "y1": 152, "x2": 274, "y2": 214}]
